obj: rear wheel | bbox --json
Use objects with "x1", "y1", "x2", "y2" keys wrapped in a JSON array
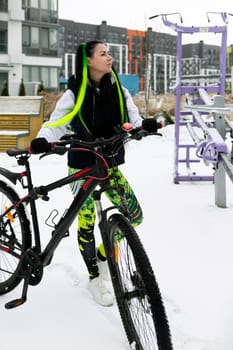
[
  {"x1": 0, "y1": 180, "x2": 31, "y2": 295},
  {"x1": 106, "y1": 213, "x2": 173, "y2": 350}
]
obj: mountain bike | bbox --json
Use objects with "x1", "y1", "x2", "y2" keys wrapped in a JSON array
[{"x1": 0, "y1": 123, "x2": 173, "y2": 350}]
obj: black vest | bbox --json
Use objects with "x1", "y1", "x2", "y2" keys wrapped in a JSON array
[{"x1": 67, "y1": 75, "x2": 128, "y2": 169}]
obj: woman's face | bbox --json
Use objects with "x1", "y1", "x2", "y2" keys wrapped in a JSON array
[{"x1": 87, "y1": 43, "x2": 113, "y2": 81}]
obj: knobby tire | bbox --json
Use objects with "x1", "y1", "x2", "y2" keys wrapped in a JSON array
[{"x1": 105, "y1": 213, "x2": 173, "y2": 350}]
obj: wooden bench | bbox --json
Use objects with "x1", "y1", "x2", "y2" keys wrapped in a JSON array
[{"x1": 0, "y1": 96, "x2": 44, "y2": 152}]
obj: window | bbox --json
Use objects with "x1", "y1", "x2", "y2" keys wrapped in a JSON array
[
  {"x1": 41, "y1": 67, "x2": 49, "y2": 87},
  {"x1": 30, "y1": 0, "x2": 39, "y2": 8},
  {"x1": 23, "y1": 25, "x2": 58, "y2": 56},
  {"x1": 41, "y1": 28, "x2": 49, "y2": 48},
  {"x1": 67, "y1": 54, "x2": 73, "y2": 76},
  {"x1": 23, "y1": 66, "x2": 30, "y2": 82},
  {"x1": 49, "y1": 29, "x2": 57, "y2": 50},
  {"x1": 31, "y1": 66, "x2": 39, "y2": 81},
  {"x1": 51, "y1": 0, "x2": 57, "y2": 11},
  {"x1": 0, "y1": 29, "x2": 7, "y2": 53},
  {"x1": 22, "y1": 0, "x2": 29, "y2": 7},
  {"x1": 0, "y1": 73, "x2": 8, "y2": 90},
  {"x1": 22, "y1": 26, "x2": 30, "y2": 46},
  {"x1": 0, "y1": 0, "x2": 7, "y2": 12},
  {"x1": 40, "y1": 9, "x2": 49, "y2": 22},
  {"x1": 26, "y1": 7, "x2": 39, "y2": 21},
  {"x1": 24, "y1": 0, "x2": 58, "y2": 22},
  {"x1": 31, "y1": 27, "x2": 39, "y2": 48},
  {"x1": 49, "y1": 67, "x2": 57, "y2": 87},
  {"x1": 23, "y1": 65, "x2": 59, "y2": 90},
  {"x1": 40, "y1": 0, "x2": 49, "y2": 9},
  {"x1": 107, "y1": 43, "x2": 128, "y2": 74}
]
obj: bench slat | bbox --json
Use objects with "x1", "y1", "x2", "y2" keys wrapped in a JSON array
[{"x1": 0, "y1": 96, "x2": 44, "y2": 152}]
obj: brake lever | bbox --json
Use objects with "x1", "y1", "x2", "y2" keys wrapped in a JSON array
[
  {"x1": 130, "y1": 129, "x2": 149, "y2": 140},
  {"x1": 60, "y1": 133, "x2": 76, "y2": 141},
  {"x1": 130, "y1": 129, "x2": 163, "y2": 140},
  {"x1": 151, "y1": 131, "x2": 163, "y2": 137}
]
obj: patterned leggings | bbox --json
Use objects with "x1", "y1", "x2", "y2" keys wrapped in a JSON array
[{"x1": 69, "y1": 166, "x2": 143, "y2": 279}]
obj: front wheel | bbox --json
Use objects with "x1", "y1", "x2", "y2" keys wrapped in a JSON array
[
  {"x1": 106, "y1": 213, "x2": 173, "y2": 350},
  {"x1": 0, "y1": 180, "x2": 31, "y2": 295}
]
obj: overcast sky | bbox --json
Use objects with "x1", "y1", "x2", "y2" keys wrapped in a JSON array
[{"x1": 58, "y1": 0, "x2": 233, "y2": 45}]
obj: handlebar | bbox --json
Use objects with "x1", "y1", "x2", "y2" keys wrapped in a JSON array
[{"x1": 6, "y1": 123, "x2": 162, "y2": 158}]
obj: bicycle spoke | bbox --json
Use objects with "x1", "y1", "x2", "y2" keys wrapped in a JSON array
[
  {"x1": 108, "y1": 214, "x2": 172, "y2": 350},
  {"x1": 0, "y1": 226, "x2": 22, "y2": 282},
  {"x1": 118, "y1": 240, "x2": 157, "y2": 349},
  {"x1": 0, "y1": 181, "x2": 31, "y2": 295}
]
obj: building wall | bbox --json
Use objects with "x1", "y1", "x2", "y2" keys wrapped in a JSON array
[
  {"x1": 7, "y1": 1, "x2": 24, "y2": 94},
  {"x1": 59, "y1": 19, "x2": 128, "y2": 80},
  {"x1": 0, "y1": 0, "x2": 62, "y2": 95},
  {"x1": 58, "y1": 18, "x2": 230, "y2": 94},
  {"x1": 0, "y1": 1, "x2": 24, "y2": 94}
]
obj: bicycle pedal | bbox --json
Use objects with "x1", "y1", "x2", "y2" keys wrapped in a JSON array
[{"x1": 5, "y1": 296, "x2": 26, "y2": 309}]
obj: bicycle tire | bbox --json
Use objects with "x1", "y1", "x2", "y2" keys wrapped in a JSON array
[
  {"x1": 105, "y1": 213, "x2": 173, "y2": 350},
  {"x1": 0, "y1": 180, "x2": 31, "y2": 295}
]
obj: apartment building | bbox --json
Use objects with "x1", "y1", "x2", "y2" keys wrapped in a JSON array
[
  {"x1": 58, "y1": 19, "x2": 128, "y2": 83},
  {"x1": 1, "y1": 0, "x2": 230, "y2": 96},
  {"x1": 0, "y1": 0, "x2": 61, "y2": 95},
  {"x1": 58, "y1": 19, "x2": 178, "y2": 94}
]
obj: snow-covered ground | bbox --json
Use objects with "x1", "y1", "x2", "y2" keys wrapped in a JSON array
[{"x1": 1, "y1": 124, "x2": 233, "y2": 349}]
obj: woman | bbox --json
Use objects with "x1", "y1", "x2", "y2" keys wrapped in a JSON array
[{"x1": 30, "y1": 40, "x2": 158, "y2": 306}]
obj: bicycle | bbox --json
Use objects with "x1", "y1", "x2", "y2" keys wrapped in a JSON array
[{"x1": 0, "y1": 123, "x2": 173, "y2": 350}]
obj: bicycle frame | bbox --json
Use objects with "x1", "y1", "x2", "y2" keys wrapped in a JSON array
[
  {"x1": 0, "y1": 126, "x2": 160, "y2": 308},
  {"x1": 0, "y1": 148, "x2": 110, "y2": 267},
  {"x1": 0, "y1": 128, "x2": 174, "y2": 350}
]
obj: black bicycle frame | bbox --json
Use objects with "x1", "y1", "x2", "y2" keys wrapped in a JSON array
[
  {"x1": 40, "y1": 174, "x2": 99, "y2": 266},
  {"x1": 0, "y1": 152, "x2": 109, "y2": 267}
]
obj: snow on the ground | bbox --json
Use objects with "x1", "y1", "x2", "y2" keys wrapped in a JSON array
[{"x1": 1, "y1": 124, "x2": 233, "y2": 349}]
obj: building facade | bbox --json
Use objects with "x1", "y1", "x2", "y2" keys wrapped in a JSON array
[
  {"x1": 58, "y1": 19, "x2": 128, "y2": 83},
  {"x1": 145, "y1": 29, "x2": 177, "y2": 94},
  {"x1": 1, "y1": 0, "x2": 232, "y2": 96},
  {"x1": 58, "y1": 20, "x2": 178, "y2": 94},
  {"x1": 0, "y1": 0, "x2": 61, "y2": 95},
  {"x1": 179, "y1": 41, "x2": 222, "y2": 88},
  {"x1": 127, "y1": 29, "x2": 145, "y2": 91}
]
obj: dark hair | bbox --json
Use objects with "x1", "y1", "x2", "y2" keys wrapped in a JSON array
[
  {"x1": 75, "y1": 40, "x2": 104, "y2": 80},
  {"x1": 85, "y1": 40, "x2": 103, "y2": 57}
]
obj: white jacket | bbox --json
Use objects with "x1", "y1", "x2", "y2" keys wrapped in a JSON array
[{"x1": 37, "y1": 87, "x2": 142, "y2": 142}]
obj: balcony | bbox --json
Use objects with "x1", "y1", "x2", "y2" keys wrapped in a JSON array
[
  {"x1": 24, "y1": 8, "x2": 58, "y2": 24},
  {"x1": 23, "y1": 46, "x2": 58, "y2": 57}
]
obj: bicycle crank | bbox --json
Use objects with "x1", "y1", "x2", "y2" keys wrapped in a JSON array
[{"x1": 5, "y1": 248, "x2": 43, "y2": 309}]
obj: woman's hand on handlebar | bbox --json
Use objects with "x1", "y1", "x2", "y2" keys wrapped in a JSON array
[
  {"x1": 123, "y1": 119, "x2": 163, "y2": 140},
  {"x1": 30, "y1": 137, "x2": 52, "y2": 154},
  {"x1": 29, "y1": 138, "x2": 67, "y2": 156},
  {"x1": 142, "y1": 118, "x2": 161, "y2": 132}
]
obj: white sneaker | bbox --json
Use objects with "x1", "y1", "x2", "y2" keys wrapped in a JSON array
[
  {"x1": 97, "y1": 258, "x2": 111, "y2": 282},
  {"x1": 88, "y1": 275, "x2": 114, "y2": 307}
]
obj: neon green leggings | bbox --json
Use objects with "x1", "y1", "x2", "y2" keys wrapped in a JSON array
[{"x1": 69, "y1": 166, "x2": 143, "y2": 278}]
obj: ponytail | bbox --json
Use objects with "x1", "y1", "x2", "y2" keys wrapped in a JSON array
[{"x1": 44, "y1": 43, "x2": 88, "y2": 128}]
